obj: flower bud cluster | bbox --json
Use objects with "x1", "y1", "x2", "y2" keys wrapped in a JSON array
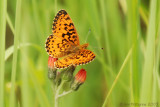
[{"x1": 48, "y1": 56, "x2": 87, "y2": 91}]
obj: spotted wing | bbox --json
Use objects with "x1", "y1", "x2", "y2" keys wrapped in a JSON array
[
  {"x1": 45, "y1": 10, "x2": 79, "y2": 58},
  {"x1": 52, "y1": 9, "x2": 79, "y2": 45},
  {"x1": 55, "y1": 49, "x2": 96, "y2": 69},
  {"x1": 45, "y1": 34, "x2": 74, "y2": 58}
]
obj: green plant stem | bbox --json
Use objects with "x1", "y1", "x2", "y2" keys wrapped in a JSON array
[
  {"x1": 102, "y1": 47, "x2": 132, "y2": 107},
  {"x1": 119, "y1": 0, "x2": 127, "y2": 14},
  {"x1": 140, "y1": 0, "x2": 157, "y2": 103},
  {"x1": 6, "y1": 13, "x2": 15, "y2": 35},
  {"x1": 0, "y1": 0, "x2": 7, "y2": 107},
  {"x1": 99, "y1": 0, "x2": 112, "y2": 66},
  {"x1": 9, "y1": 0, "x2": 21, "y2": 106},
  {"x1": 20, "y1": 32, "x2": 30, "y2": 107},
  {"x1": 54, "y1": 81, "x2": 73, "y2": 107},
  {"x1": 54, "y1": 92, "x2": 58, "y2": 107},
  {"x1": 58, "y1": 90, "x2": 73, "y2": 98},
  {"x1": 5, "y1": 43, "x2": 42, "y2": 61},
  {"x1": 139, "y1": 6, "x2": 148, "y2": 27},
  {"x1": 54, "y1": 81, "x2": 64, "y2": 107},
  {"x1": 54, "y1": 88, "x2": 59, "y2": 107},
  {"x1": 55, "y1": 0, "x2": 57, "y2": 13}
]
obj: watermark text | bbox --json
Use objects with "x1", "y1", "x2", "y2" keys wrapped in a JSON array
[{"x1": 120, "y1": 102, "x2": 159, "y2": 107}]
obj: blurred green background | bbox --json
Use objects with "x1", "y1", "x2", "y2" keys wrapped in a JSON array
[{"x1": 0, "y1": 0, "x2": 160, "y2": 107}]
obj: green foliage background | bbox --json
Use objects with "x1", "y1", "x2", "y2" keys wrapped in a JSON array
[{"x1": 0, "y1": 0, "x2": 160, "y2": 107}]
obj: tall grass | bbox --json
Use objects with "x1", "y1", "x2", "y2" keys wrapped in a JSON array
[
  {"x1": 2, "y1": 0, "x2": 160, "y2": 107},
  {"x1": 127, "y1": 0, "x2": 140, "y2": 103},
  {"x1": 140, "y1": 0, "x2": 158, "y2": 103},
  {"x1": 102, "y1": 47, "x2": 133, "y2": 107},
  {"x1": 9, "y1": 0, "x2": 21, "y2": 107},
  {"x1": 0, "y1": 0, "x2": 7, "y2": 107}
]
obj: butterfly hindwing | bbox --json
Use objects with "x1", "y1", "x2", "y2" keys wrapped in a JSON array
[{"x1": 55, "y1": 49, "x2": 96, "y2": 68}]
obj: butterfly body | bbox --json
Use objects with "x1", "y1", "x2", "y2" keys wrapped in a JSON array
[
  {"x1": 70, "y1": 43, "x2": 89, "y2": 53},
  {"x1": 45, "y1": 10, "x2": 95, "y2": 69}
]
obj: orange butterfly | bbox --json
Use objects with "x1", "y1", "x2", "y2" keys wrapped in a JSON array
[{"x1": 45, "y1": 10, "x2": 95, "y2": 69}]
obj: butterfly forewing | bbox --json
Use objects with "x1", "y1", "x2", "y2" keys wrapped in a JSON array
[
  {"x1": 45, "y1": 34, "x2": 73, "y2": 58},
  {"x1": 52, "y1": 10, "x2": 80, "y2": 45},
  {"x1": 45, "y1": 10, "x2": 80, "y2": 57}
]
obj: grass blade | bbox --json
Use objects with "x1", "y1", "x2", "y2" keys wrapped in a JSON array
[
  {"x1": 99, "y1": 0, "x2": 112, "y2": 66},
  {"x1": 20, "y1": 51, "x2": 31, "y2": 107},
  {"x1": 102, "y1": 47, "x2": 132, "y2": 107},
  {"x1": 140, "y1": 0, "x2": 157, "y2": 103},
  {"x1": 127, "y1": 0, "x2": 141, "y2": 102},
  {"x1": 152, "y1": 0, "x2": 160, "y2": 102},
  {"x1": 9, "y1": 0, "x2": 21, "y2": 106},
  {"x1": 0, "y1": 0, "x2": 7, "y2": 107},
  {"x1": 6, "y1": 13, "x2": 15, "y2": 35}
]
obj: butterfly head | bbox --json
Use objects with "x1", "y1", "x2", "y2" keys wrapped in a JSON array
[{"x1": 81, "y1": 43, "x2": 89, "y2": 49}]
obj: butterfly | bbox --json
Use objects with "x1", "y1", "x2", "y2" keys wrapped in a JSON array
[{"x1": 45, "y1": 10, "x2": 96, "y2": 69}]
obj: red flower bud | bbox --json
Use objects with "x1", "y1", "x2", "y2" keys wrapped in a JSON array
[
  {"x1": 75, "y1": 69, "x2": 86, "y2": 83},
  {"x1": 48, "y1": 56, "x2": 58, "y2": 79},
  {"x1": 71, "y1": 68, "x2": 87, "y2": 91},
  {"x1": 48, "y1": 56, "x2": 58, "y2": 68}
]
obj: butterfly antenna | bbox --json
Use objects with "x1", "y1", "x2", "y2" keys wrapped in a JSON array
[
  {"x1": 91, "y1": 46, "x2": 104, "y2": 50},
  {"x1": 55, "y1": 0, "x2": 57, "y2": 14},
  {"x1": 84, "y1": 29, "x2": 91, "y2": 43}
]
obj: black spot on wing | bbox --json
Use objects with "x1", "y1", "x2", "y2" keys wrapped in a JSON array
[
  {"x1": 69, "y1": 29, "x2": 74, "y2": 31},
  {"x1": 69, "y1": 23, "x2": 74, "y2": 27},
  {"x1": 65, "y1": 17, "x2": 70, "y2": 20},
  {"x1": 64, "y1": 27, "x2": 67, "y2": 30}
]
